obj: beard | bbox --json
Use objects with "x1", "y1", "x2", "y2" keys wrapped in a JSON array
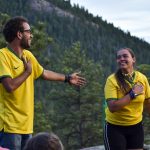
[{"x1": 20, "y1": 36, "x2": 31, "y2": 49}]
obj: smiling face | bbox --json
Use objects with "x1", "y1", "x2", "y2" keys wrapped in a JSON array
[{"x1": 116, "y1": 48, "x2": 136, "y2": 73}]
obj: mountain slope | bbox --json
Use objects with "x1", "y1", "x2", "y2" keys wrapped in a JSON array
[{"x1": 0, "y1": 0, "x2": 150, "y2": 75}]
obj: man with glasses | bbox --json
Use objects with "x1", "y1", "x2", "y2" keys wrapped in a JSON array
[{"x1": 0, "y1": 16, "x2": 85, "y2": 150}]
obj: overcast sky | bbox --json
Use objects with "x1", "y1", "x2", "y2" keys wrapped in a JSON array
[{"x1": 70, "y1": 0, "x2": 150, "y2": 44}]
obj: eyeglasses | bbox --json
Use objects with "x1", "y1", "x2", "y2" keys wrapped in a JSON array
[{"x1": 21, "y1": 29, "x2": 32, "y2": 34}]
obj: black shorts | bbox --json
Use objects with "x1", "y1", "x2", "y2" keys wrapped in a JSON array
[{"x1": 103, "y1": 121, "x2": 144, "y2": 150}]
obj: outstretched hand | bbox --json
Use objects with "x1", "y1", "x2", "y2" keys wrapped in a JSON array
[{"x1": 69, "y1": 72, "x2": 86, "y2": 86}]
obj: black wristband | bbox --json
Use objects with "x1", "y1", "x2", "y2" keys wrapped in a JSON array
[
  {"x1": 129, "y1": 90, "x2": 135, "y2": 99},
  {"x1": 64, "y1": 74, "x2": 72, "y2": 83}
]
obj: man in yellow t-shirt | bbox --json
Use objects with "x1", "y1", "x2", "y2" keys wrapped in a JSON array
[{"x1": 0, "y1": 16, "x2": 85, "y2": 150}]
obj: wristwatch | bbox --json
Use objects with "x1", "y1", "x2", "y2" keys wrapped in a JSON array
[
  {"x1": 129, "y1": 90, "x2": 138, "y2": 99},
  {"x1": 134, "y1": 92, "x2": 138, "y2": 97}
]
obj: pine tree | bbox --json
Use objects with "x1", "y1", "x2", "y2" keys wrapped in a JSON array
[{"x1": 48, "y1": 42, "x2": 104, "y2": 149}]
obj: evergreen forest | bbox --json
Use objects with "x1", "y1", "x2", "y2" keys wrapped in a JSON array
[{"x1": 0, "y1": 0, "x2": 150, "y2": 149}]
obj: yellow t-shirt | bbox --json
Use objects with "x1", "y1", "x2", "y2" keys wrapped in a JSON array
[
  {"x1": 0, "y1": 47, "x2": 43, "y2": 134},
  {"x1": 104, "y1": 71, "x2": 150, "y2": 126}
]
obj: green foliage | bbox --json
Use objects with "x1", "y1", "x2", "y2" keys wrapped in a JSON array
[
  {"x1": 1, "y1": 0, "x2": 150, "y2": 148},
  {"x1": 1, "y1": 0, "x2": 150, "y2": 76},
  {"x1": 137, "y1": 64, "x2": 150, "y2": 81},
  {"x1": 137, "y1": 64, "x2": 150, "y2": 144},
  {"x1": 0, "y1": 13, "x2": 10, "y2": 47},
  {"x1": 47, "y1": 42, "x2": 104, "y2": 149},
  {"x1": 30, "y1": 22, "x2": 51, "y2": 57},
  {"x1": 34, "y1": 101, "x2": 52, "y2": 133}
]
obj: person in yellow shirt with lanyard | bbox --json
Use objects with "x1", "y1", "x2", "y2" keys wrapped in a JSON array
[
  {"x1": 0, "y1": 16, "x2": 86, "y2": 150},
  {"x1": 104, "y1": 48, "x2": 150, "y2": 150}
]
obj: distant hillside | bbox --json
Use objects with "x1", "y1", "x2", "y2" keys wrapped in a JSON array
[
  {"x1": 0, "y1": 0, "x2": 150, "y2": 76},
  {"x1": 30, "y1": 0, "x2": 74, "y2": 18},
  {"x1": 1, "y1": 1, "x2": 150, "y2": 149}
]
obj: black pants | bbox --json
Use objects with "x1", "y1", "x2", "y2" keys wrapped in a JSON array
[{"x1": 103, "y1": 121, "x2": 144, "y2": 150}]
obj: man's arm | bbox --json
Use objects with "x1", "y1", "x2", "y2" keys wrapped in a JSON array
[
  {"x1": 42, "y1": 70, "x2": 86, "y2": 86},
  {"x1": 42, "y1": 70, "x2": 65, "y2": 81},
  {"x1": 1, "y1": 59, "x2": 32, "y2": 92}
]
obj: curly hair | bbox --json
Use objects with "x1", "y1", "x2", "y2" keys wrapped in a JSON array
[{"x1": 3, "y1": 16, "x2": 28, "y2": 43}]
